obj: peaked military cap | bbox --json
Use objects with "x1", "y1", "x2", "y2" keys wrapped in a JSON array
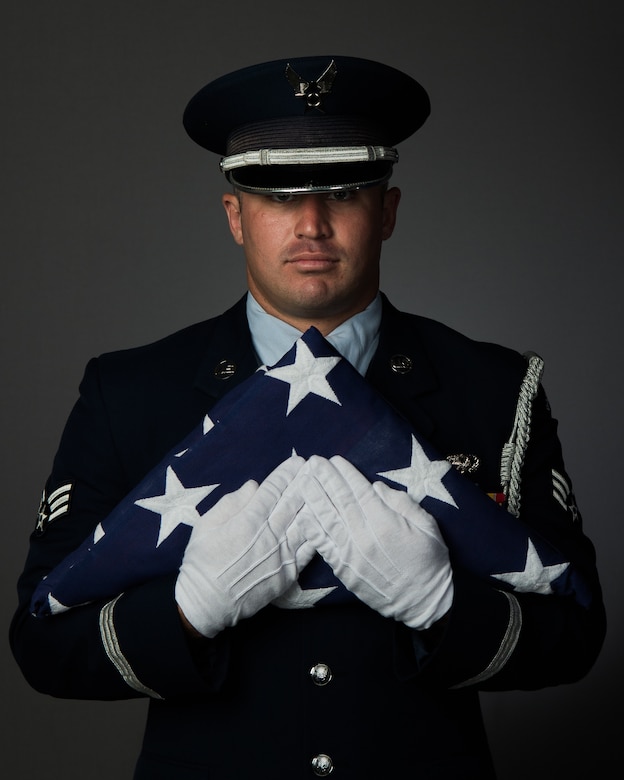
[{"x1": 183, "y1": 55, "x2": 430, "y2": 194}]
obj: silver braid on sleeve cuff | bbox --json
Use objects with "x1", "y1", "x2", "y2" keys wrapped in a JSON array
[
  {"x1": 99, "y1": 595, "x2": 163, "y2": 699},
  {"x1": 451, "y1": 591, "x2": 522, "y2": 688}
]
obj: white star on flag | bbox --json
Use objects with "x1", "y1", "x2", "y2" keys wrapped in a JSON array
[
  {"x1": 135, "y1": 465, "x2": 219, "y2": 546},
  {"x1": 93, "y1": 523, "x2": 105, "y2": 544},
  {"x1": 492, "y1": 538, "x2": 570, "y2": 594},
  {"x1": 203, "y1": 414, "x2": 215, "y2": 435},
  {"x1": 377, "y1": 434, "x2": 458, "y2": 507},
  {"x1": 264, "y1": 339, "x2": 342, "y2": 415},
  {"x1": 48, "y1": 593, "x2": 71, "y2": 615}
]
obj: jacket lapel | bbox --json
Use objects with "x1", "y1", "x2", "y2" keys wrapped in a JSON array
[
  {"x1": 193, "y1": 296, "x2": 260, "y2": 403},
  {"x1": 366, "y1": 295, "x2": 438, "y2": 439}
]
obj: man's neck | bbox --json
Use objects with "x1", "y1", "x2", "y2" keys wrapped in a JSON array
[{"x1": 248, "y1": 295, "x2": 379, "y2": 336}]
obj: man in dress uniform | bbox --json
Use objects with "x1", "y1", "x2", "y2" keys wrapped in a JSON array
[{"x1": 10, "y1": 55, "x2": 606, "y2": 779}]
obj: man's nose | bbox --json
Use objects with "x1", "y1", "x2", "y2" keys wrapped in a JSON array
[{"x1": 294, "y1": 196, "x2": 332, "y2": 239}]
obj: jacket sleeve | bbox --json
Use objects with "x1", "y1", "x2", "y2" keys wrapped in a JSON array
[
  {"x1": 9, "y1": 358, "x2": 229, "y2": 701},
  {"x1": 404, "y1": 383, "x2": 606, "y2": 690}
]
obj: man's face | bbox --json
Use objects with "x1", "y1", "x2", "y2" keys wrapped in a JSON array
[{"x1": 222, "y1": 184, "x2": 401, "y2": 333}]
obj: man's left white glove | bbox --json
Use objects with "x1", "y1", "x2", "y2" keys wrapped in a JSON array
[
  {"x1": 175, "y1": 454, "x2": 315, "y2": 638},
  {"x1": 299, "y1": 455, "x2": 454, "y2": 630}
]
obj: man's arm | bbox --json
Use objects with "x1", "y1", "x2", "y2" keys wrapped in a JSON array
[
  {"x1": 9, "y1": 357, "x2": 229, "y2": 701},
  {"x1": 404, "y1": 385, "x2": 606, "y2": 690}
]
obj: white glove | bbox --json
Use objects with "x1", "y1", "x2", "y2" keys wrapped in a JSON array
[
  {"x1": 299, "y1": 455, "x2": 454, "y2": 630},
  {"x1": 175, "y1": 454, "x2": 315, "y2": 637}
]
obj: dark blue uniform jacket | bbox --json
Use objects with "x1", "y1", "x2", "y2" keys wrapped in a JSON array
[{"x1": 10, "y1": 295, "x2": 606, "y2": 779}]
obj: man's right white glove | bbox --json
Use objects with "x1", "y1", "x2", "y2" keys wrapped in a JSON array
[
  {"x1": 299, "y1": 455, "x2": 454, "y2": 630},
  {"x1": 175, "y1": 454, "x2": 315, "y2": 638}
]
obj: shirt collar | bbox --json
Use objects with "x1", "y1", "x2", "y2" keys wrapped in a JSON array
[{"x1": 246, "y1": 291, "x2": 382, "y2": 376}]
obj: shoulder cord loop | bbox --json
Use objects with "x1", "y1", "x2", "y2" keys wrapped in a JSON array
[{"x1": 500, "y1": 352, "x2": 545, "y2": 518}]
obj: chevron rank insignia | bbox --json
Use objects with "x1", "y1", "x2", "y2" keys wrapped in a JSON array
[
  {"x1": 552, "y1": 469, "x2": 580, "y2": 523},
  {"x1": 35, "y1": 482, "x2": 73, "y2": 535}
]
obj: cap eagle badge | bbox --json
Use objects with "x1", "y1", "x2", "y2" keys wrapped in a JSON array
[{"x1": 285, "y1": 59, "x2": 338, "y2": 109}]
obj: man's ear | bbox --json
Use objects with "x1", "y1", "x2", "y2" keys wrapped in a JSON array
[
  {"x1": 381, "y1": 186, "x2": 401, "y2": 241},
  {"x1": 222, "y1": 192, "x2": 244, "y2": 245}
]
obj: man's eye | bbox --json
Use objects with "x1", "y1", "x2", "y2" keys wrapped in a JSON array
[
  {"x1": 327, "y1": 190, "x2": 355, "y2": 202},
  {"x1": 270, "y1": 193, "x2": 295, "y2": 203}
]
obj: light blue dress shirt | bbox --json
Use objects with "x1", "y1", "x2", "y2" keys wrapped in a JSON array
[{"x1": 246, "y1": 291, "x2": 382, "y2": 376}]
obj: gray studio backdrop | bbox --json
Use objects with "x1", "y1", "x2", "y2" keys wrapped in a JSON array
[{"x1": 2, "y1": 2, "x2": 622, "y2": 778}]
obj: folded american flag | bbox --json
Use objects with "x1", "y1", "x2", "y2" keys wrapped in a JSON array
[{"x1": 30, "y1": 327, "x2": 593, "y2": 617}]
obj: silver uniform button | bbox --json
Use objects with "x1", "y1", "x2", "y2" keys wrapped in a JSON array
[
  {"x1": 309, "y1": 663, "x2": 333, "y2": 686},
  {"x1": 311, "y1": 754, "x2": 334, "y2": 776},
  {"x1": 214, "y1": 359, "x2": 237, "y2": 380},
  {"x1": 390, "y1": 354, "x2": 413, "y2": 374}
]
